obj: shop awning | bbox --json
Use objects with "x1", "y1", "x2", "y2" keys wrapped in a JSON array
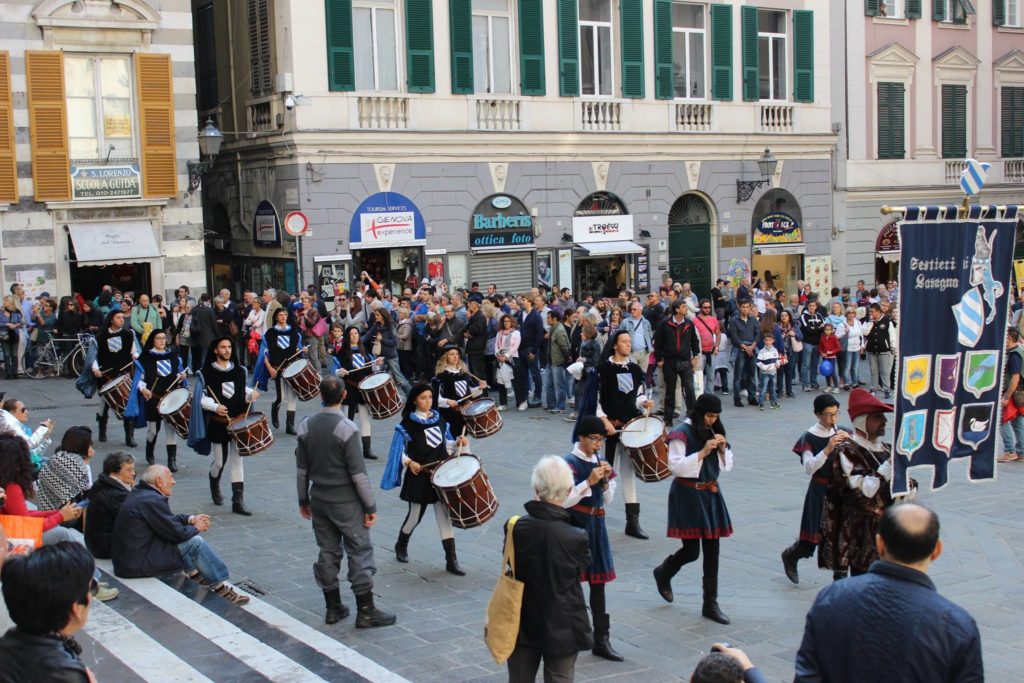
[
  {"x1": 753, "y1": 244, "x2": 806, "y2": 256},
  {"x1": 575, "y1": 240, "x2": 645, "y2": 256},
  {"x1": 68, "y1": 221, "x2": 161, "y2": 266},
  {"x1": 877, "y1": 250, "x2": 901, "y2": 263}
]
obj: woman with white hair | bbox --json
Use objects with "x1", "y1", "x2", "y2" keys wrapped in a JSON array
[{"x1": 505, "y1": 455, "x2": 593, "y2": 683}]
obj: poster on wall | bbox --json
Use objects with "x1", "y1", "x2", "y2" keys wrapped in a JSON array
[
  {"x1": 448, "y1": 254, "x2": 468, "y2": 291},
  {"x1": 537, "y1": 251, "x2": 554, "y2": 290},
  {"x1": 803, "y1": 255, "x2": 832, "y2": 300},
  {"x1": 253, "y1": 200, "x2": 282, "y2": 246},
  {"x1": 636, "y1": 248, "x2": 650, "y2": 292},
  {"x1": 558, "y1": 250, "x2": 573, "y2": 293},
  {"x1": 427, "y1": 256, "x2": 445, "y2": 286},
  {"x1": 15, "y1": 270, "x2": 54, "y2": 301},
  {"x1": 726, "y1": 258, "x2": 749, "y2": 287}
]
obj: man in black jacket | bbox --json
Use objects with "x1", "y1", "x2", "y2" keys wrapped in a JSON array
[
  {"x1": 463, "y1": 298, "x2": 487, "y2": 380},
  {"x1": 189, "y1": 296, "x2": 218, "y2": 366},
  {"x1": 518, "y1": 297, "x2": 545, "y2": 407},
  {"x1": 84, "y1": 452, "x2": 136, "y2": 559},
  {"x1": 654, "y1": 299, "x2": 701, "y2": 426},
  {"x1": 507, "y1": 455, "x2": 592, "y2": 682},
  {"x1": 111, "y1": 464, "x2": 249, "y2": 605}
]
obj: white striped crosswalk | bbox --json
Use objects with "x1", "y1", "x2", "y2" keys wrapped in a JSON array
[{"x1": 88, "y1": 560, "x2": 409, "y2": 683}]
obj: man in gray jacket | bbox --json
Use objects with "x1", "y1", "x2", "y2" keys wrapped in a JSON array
[{"x1": 296, "y1": 375, "x2": 396, "y2": 628}]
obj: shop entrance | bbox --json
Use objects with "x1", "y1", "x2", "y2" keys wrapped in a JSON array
[
  {"x1": 71, "y1": 262, "x2": 151, "y2": 299},
  {"x1": 354, "y1": 247, "x2": 423, "y2": 294},
  {"x1": 572, "y1": 192, "x2": 642, "y2": 297},
  {"x1": 874, "y1": 220, "x2": 900, "y2": 287},
  {"x1": 575, "y1": 255, "x2": 631, "y2": 298},
  {"x1": 750, "y1": 189, "x2": 804, "y2": 295},
  {"x1": 668, "y1": 195, "x2": 712, "y2": 299}
]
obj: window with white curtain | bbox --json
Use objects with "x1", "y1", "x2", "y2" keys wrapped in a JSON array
[
  {"x1": 883, "y1": 0, "x2": 903, "y2": 18},
  {"x1": 672, "y1": 2, "x2": 705, "y2": 99},
  {"x1": 353, "y1": 0, "x2": 398, "y2": 91},
  {"x1": 579, "y1": 0, "x2": 613, "y2": 96},
  {"x1": 757, "y1": 9, "x2": 786, "y2": 101},
  {"x1": 472, "y1": 0, "x2": 513, "y2": 94},
  {"x1": 65, "y1": 55, "x2": 135, "y2": 160},
  {"x1": 1008, "y1": 0, "x2": 1022, "y2": 27}
]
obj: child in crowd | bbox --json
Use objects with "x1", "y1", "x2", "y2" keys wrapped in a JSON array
[
  {"x1": 755, "y1": 333, "x2": 781, "y2": 409},
  {"x1": 818, "y1": 323, "x2": 842, "y2": 393}
]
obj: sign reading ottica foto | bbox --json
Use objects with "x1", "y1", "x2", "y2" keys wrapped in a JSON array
[
  {"x1": 349, "y1": 192, "x2": 426, "y2": 249},
  {"x1": 571, "y1": 214, "x2": 634, "y2": 243},
  {"x1": 469, "y1": 194, "x2": 534, "y2": 248},
  {"x1": 70, "y1": 164, "x2": 142, "y2": 200}
]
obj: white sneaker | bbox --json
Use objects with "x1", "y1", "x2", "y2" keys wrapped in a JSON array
[
  {"x1": 517, "y1": 402, "x2": 527, "y2": 411},
  {"x1": 497, "y1": 405, "x2": 506, "y2": 411}
]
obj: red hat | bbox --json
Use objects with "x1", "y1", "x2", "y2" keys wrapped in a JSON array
[{"x1": 847, "y1": 387, "x2": 893, "y2": 420}]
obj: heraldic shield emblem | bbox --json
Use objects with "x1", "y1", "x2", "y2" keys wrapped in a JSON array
[
  {"x1": 896, "y1": 410, "x2": 928, "y2": 458},
  {"x1": 952, "y1": 288, "x2": 985, "y2": 348},
  {"x1": 156, "y1": 359, "x2": 172, "y2": 377},
  {"x1": 963, "y1": 350, "x2": 998, "y2": 399},
  {"x1": 958, "y1": 403, "x2": 993, "y2": 451},
  {"x1": 901, "y1": 355, "x2": 931, "y2": 406},
  {"x1": 934, "y1": 354, "x2": 960, "y2": 402},
  {"x1": 424, "y1": 425, "x2": 444, "y2": 448},
  {"x1": 932, "y1": 408, "x2": 956, "y2": 457}
]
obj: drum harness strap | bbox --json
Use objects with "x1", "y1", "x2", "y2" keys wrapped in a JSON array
[
  {"x1": 674, "y1": 478, "x2": 719, "y2": 494},
  {"x1": 811, "y1": 475, "x2": 829, "y2": 486}
]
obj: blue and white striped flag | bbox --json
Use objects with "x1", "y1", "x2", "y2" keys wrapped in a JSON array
[{"x1": 959, "y1": 158, "x2": 991, "y2": 196}]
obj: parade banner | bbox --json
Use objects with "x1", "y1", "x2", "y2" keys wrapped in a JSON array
[{"x1": 892, "y1": 205, "x2": 1019, "y2": 493}]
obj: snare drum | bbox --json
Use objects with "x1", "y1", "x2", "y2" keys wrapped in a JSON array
[
  {"x1": 281, "y1": 359, "x2": 320, "y2": 402},
  {"x1": 358, "y1": 373, "x2": 402, "y2": 419},
  {"x1": 619, "y1": 415, "x2": 671, "y2": 482},
  {"x1": 462, "y1": 399, "x2": 502, "y2": 438},
  {"x1": 157, "y1": 388, "x2": 193, "y2": 439},
  {"x1": 431, "y1": 455, "x2": 499, "y2": 529},
  {"x1": 99, "y1": 374, "x2": 132, "y2": 419},
  {"x1": 227, "y1": 413, "x2": 274, "y2": 456}
]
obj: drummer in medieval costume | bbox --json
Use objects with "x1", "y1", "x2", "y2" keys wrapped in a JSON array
[
  {"x1": 779, "y1": 394, "x2": 850, "y2": 584},
  {"x1": 590, "y1": 329, "x2": 655, "y2": 539},
  {"x1": 331, "y1": 326, "x2": 383, "y2": 461},
  {"x1": 563, "y1": 415, "x2": 623, "y2": 662},
  {"x1": 652, "y1": 393, "x2": 733, "y2": 625},
  {"x1": 818, "y1": 387, "x2": 906, "y2": 579},
  {"x1": 253, "y1": 307, "x2": 306, "y2": 435},
  {"x1": 91, "y1": 310, "x2": 140, "y2": 447},
  {"x1": 431, "y1": 345, "x2": 487, "y2": 438},
  {"x1": 381, "y1": 384, "x2": 469, "y2": 576},
  {"x1": 188, "y1": 336, "x2": 260, "y2": 516},
  {"x1": 125, "y1": 329, "x2": 188, "y2": 471}
]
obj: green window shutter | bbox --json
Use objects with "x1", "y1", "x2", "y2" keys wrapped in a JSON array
[
  {"x1": 892, "y1": 82, "x2": 905, "y2": 159},
  {"x1": 406, "y1": 0, "x2": 434, "y2": 93},
  {"x1": 941, "y1": 84, "x2": 968, "y2": 158},
  {"x1": 449, "y1": 0, "x2": 472, "y2": 94},
  {"x1": 518, "y1": 0, "x2": 545, "y2": 96},
  {"x1": 933, "y1": 0, "x2": 944, "y2": 21},
  {"x1": 654, "y1": 0, "x2": 673, "y2": 99},
  {"x1": 906, "y1": 0, "x2": 922, "y2": 18},
  {"x1": 325, "y1": 0, "x2": 354, "y2": 92},
  {"x1": 865, "y1": 0, "x2": 880, "y2": 17},
  {"x1": 1002, "y1": 87, "x2": 1024, "y2": 157},
  {"x1": 741, "y1": 5, "x2": 758, "y2": 102},
  {"x1": 557, "y1": 0, "x2": 578, "y2": 97},
  {"x1": 792, "y1": 10, "x2": 813, "y2": 103},
  {"x1": 994, "y1": 0, "x2": 1006, "y2": 25},
  {"x1": 620, "y1": 0, "x2": 644, "y2": 98},
  {"x1": 877, "y1": 82, "x2": 905, "y2": 159},
  {"x1": 710, "y1": 4, "x2": 733, "y2": 101}
]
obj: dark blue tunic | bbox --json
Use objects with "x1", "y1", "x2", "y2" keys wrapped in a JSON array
[
  {"x1": 665, "y1": 422, "x2": 732, "y2": 539},
  {"x1": 563, "y1": 452, "x2": 616, "y2": 584},
  {"x1": 793, "y1": 428, "x2": 834, "y2": 544}
]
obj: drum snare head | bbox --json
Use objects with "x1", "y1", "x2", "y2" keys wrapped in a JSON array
[
  {"x1": 229, "y1": 414, "x2": 264, "y2": 432},
  {"x1": 620, "y1": 416, "x2": 665, "y2": 447},
  {"x1": 359, "y1": 373, "x2": 390, "y2": 390},
  {"x1": 282, "y1": 359, "x2": 307, "y2": 378},
  {"x1": 432, "y1": 456, "x2": 481, "y2": 487},
  {"x1": 100, "y1": 375, "x2": 128, "y2": 392},
  {"x1": 159, "y1": 388, "x2": 190, "y2": 412},
  {"x1": 465, "y1": 400, "x2": 494, "y2": 416}
]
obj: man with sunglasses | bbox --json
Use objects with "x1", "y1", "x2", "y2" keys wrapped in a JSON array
[{"x1": 694, "y1": 299, "x2": 722, "y2": 396}]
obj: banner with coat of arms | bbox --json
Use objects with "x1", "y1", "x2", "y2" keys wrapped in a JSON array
[{"x1": 892, "y1": 205, "x2": 1019, "y2": 493}]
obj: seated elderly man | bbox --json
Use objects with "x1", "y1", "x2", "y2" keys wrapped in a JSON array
[
  {"x1": 85, "y1": 451, "x2": 136, "y2": 559},
  {"x1": 112, "y1": 464, "x2": 249, "y2": 605}
]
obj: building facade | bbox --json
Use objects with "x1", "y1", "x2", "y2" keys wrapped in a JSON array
[
  {"x1": 832, "y1": 0, "x2": 1024, "y2": 287},
  {"x1": 195, "y1": 0, "x2": 835, "y2": 304}
]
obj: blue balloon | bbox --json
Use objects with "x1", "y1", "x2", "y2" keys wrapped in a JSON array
[{"x1": 819, "y1": 359, "x2": 834, "y2": 377}]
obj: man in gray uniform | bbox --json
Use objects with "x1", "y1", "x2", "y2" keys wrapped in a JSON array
[{"x1": 296, "y1": 375, "x2": 396, "y2": 628}]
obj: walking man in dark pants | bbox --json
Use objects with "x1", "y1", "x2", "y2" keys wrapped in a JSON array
[
  {"x1": 296, "y1": 375, "x2": 396, "y2": 628},
  {"x1": 728, "y1": 299, "x2": 759, "y2": 408},
  {"x1": 654, "y1": 299, "x2": 701, "y2": 428}
]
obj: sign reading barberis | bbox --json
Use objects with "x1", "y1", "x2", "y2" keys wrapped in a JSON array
[{"x1": 469, "y1": 194, "x2": 534, "y2": 248}]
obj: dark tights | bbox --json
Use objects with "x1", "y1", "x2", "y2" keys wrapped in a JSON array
[
  {"x1": 665, "y1": 538, "x2": 720, "y2": 579},
  {"x1": 588, "y1": 582, "x2": 606, "y2": 615}
]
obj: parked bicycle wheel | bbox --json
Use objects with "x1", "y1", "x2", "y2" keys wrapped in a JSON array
[
  {"x1": 68, "y1": 345, "x2": 85, "y2": 377},
  {"x1": 25, "y1": 343, "x2": 58, "y2": 379}
]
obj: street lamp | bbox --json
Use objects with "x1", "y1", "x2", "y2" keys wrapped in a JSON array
[
  {"x1": 736, "y1": 148, "x2": 779, "y2": 204},
  {"x1": 187, "y1": 118, "x2": 224, "y2": 194}
]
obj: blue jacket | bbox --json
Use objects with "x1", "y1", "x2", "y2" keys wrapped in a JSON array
[
  {"x1": 111, "y1": 481, "x2": 198, "y2": 578},
  {"x1": 520, "y1": 310, "x2": 545, "y2": 356},
  {"x1": 795, "y1": 560, "x2": 983, "y2": 683}
]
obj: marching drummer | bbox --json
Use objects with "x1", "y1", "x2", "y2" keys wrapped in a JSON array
[
  {"x1": 590, "y1": 329, "x2": 655, "y2": 539},
  {"x1": 431, "y1": 345, "x2": 487, "y2": 438},
  {"x1": 188, "y1": 336, "x2": 260, "y2": 516},
  {"x1": 652, "y1": 393, "x2": 733, "y2": 625},
  {"x1": 254, "y1": 307, "x2": 306, "y2": 436},
  {"x1": 563, "y1": 415, "x2": 623, "y2": 662},
  {"x1": 381, "y1": 384, "x2": 469, "y2": 576},
  {"x1": 125, "y1": 329, "x2": 187, "y2": 471},
  {"x1": 332, "y1": 325, "x2": 383, "y2": 461},
  {"x1": 92, "y1": 310, "x2": 141, "y2": 447}
]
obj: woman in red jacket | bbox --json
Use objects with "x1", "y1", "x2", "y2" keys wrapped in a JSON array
[
  {"x1": 817, "y1": 323, "x2": 842, "y2": 394},
  {"x1": 0, "y1": 433, "x2": 83, "y2": 541}
]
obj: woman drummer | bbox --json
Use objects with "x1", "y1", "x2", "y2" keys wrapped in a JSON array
[
  {"x1": 257, "y1": 307, "x2": 305, "y2": 435},
  {"x1": 382, "y1": 384, "x2": 469, "y2": 576},
  {"x1": 126, "y1": 329, "x2": 187, "y2": 471},
  {"x1": 431, "y1": 345, "x2": 486, "y2": 437},
  {"x1": 652, "y1": 393, "x2": 734, "y2": 625},
  {"x1": 332, "y1": 325, "x2": 382, "y2": 460}
]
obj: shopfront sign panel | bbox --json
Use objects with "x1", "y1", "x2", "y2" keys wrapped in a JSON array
[
  {"x1": 572, "y1": 214, "x2": 634, "y2": 243},
  {"x1": 349, "y1": 192, "x2": 426, "y2": 248},
  {"x1": 469, "y1": 194, "x2": 534, "y2": 248},
  {"x1": 70, "y1": 163, "x2": 141, "y2": 200},
  {"x1": 253, "y1": 200, "x2": 282, "y2": 246},
  {"x1": 753, "y1": 212, "x2": 802, "y2": 245}
]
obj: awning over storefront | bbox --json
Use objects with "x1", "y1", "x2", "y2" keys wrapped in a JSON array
[
  {"x1": 68, "y1": 221, "x2": 160, "y2": 266},
  {"x1": 575, "y1": 240, "x2": 645, "y2": 256}
]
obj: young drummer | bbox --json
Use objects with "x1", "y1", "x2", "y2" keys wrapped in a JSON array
[
  {"x1": 126, "y1": 329, "x2": 187, "y2": 470},
  {"x1": 332, "y1": 326, "x2": 383, "y2": 461},
  {"x1": 254, "y1": 307, "x2": 305, "y2": 435},
  {"x1": 431, "y1": 345, "x2": 486, "y2": 438}
]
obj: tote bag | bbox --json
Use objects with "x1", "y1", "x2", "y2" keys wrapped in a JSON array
[
  {"x1": 0, "y1": 515, "x2": 44, "y2": 556},
  {"x1": 484, "y1": 515, "x2": 523, "y2": 664}
]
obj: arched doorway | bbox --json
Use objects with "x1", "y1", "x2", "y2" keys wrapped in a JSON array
[
  {"x1": 750, "y1": 189, "x2": 804, "y2": 295},
  {"x1": 668, "y1": 194, "x2": 712, "y2": 299},
  {"x1": 874, "y1": 219, "x2": 900, "y2": 285},
  {"x1": 572, "y1": 192, "x2": 643, "y2": 297}
]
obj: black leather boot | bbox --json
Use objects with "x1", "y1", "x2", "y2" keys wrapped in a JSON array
[
  {"x1": 286, "y1": 410, "x2": 296, "y2": 435},
  {"x1": 323, "y1": 588, "x2": 350, "y2": 624},
  {"x1": 362, "y1": 435, "x2": 377, "y2": 460},
  {"x1": 96, "y1": 413, "x2": 108, "y2": 442},
  {"x1": 166, "y1": 444, "x2": 178, "y2": 473},
  {"x1": 394, "y1": 531, "x2": 411, "y2": 563},
  {"x1": 781, "y1": 541, "x2": 803, "y2": 584},
  {"x1": 653, "y1": 555, "x2": 682, "y2": 603},
  {"x1": 624, "y1": 502, "x2": 648, "y2": 540},
  {"x1": 145, "y1": 438, "x2": 156, "y2": 465},
  {"x1": 701, "y1": 576, "x2": 730, "y2": 624},
  {"x1": 209, "y1": 471, "x2": 224, "y2": 506},
  {"x1": 591, "y1": 613, "x2": 624, "y2": 662},
  {"x1": 271, "y1": 404, "x2": 280, "y2": 429},
  {"x1": 355, "y1": 591, "x2": 396, "y2": 628},
  {"x1": 124, "y1": 420, "x2": 137, "y2": 447},
  {"x1": 442, "y1": 538, "x2": 465, "y2": 576},
  {"x1": 231, "y1": 482, "x2": 253, "y2": 516}
]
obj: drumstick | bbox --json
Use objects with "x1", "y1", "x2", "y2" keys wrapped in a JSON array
[
  {"x1": 465, "y1": 371, "x2": 488, "y2": 387},
  {"x1": 455, "y1": 425, "x2": 468, "y2": 459}
]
